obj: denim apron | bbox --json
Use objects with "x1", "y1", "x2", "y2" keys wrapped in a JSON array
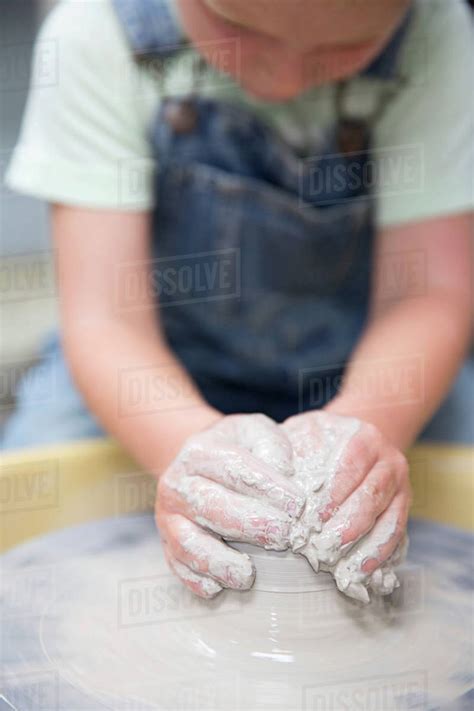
[{"x1": 111, "y1": 0, "x2": 412, "y2": 422}]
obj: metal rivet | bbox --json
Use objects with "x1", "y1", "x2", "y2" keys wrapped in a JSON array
[
  {"x1": 336, "y1": 119, "x2": 369, "y2": 155},
  {"x1": 163, "y1": 100, "x2": 198, "y2": 134}
]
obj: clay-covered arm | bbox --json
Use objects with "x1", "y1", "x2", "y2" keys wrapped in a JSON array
[{"x1": 326, "y1": 213, "x2": 472, "y2": 450}]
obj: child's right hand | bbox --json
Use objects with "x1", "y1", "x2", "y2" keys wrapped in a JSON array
[{"x1": 155, "y1": 414, "x2": 305, "y2": 598}]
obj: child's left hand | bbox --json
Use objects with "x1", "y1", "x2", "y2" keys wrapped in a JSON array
[{"x1": 282, "y1": 411, "x2": 411, "y2": 602}]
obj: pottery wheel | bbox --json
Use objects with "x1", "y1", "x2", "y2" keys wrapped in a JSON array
[{"x1": 1, "y1": 515, "x2": 472, "y2": 711}]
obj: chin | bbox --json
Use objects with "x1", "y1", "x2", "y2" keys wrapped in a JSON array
[{"x1": 241, "y1": 81, "x2": 307, "y2": 103}]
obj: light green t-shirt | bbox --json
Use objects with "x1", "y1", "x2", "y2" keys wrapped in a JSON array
[{"x1": 6, "y1": 0, "x2": 473, "y2": 227}]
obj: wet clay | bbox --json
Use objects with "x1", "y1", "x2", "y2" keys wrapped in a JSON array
[{"x1": 1, "y1": 515, "x2": 472, "y2": 711}]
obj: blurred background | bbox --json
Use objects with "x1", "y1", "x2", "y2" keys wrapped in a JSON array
[{"x1": 1, "y1": 0, "x2": 58, "y2": 421}]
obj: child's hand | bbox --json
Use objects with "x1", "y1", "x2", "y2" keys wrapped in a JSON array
[
  {"x1": 155, "y1": 414, "x2": 305, "y2": 598},
  {"x1": 282, "y1": 411, "x2": 411, "y2": 602}
]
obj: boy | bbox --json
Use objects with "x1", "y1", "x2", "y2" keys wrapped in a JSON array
[{"x1": 3, "y1": 0, "x2": 473, "y2": 599}]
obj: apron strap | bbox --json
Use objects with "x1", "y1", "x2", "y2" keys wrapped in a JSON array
[
  {"x1": 111, "y1": 0, "x2": 184, "y2": 58},
  {"x1": 362, "y1": 4, "x2": 414, "y2": 80},
  {"x1": 335, "y1": 5, "x2": 415, "y2": 153}
]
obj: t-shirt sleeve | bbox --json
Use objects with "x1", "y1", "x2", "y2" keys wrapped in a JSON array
[
  {"x1": 5, "y1": 0, "x2": 156, "y2": 211},
  {"x1": 374, "y1": 0, "x2": 473, "y2": 228}
]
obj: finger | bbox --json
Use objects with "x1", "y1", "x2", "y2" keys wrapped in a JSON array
[
  {"x1": 220, "y1": 414, "x2": 294, "y2": 477},
  {"x1": 318, "y1": 431, "x2": 407, "y2": 526},
  {"x1": 316, "y1": 426, "x2": 381, "y2": 522},
  {"x1": 159, "y1": 474, "x2": 293, "y2": 550},
  {"x1": 163, "y1": 544, "x2": 223, "y2": 599},
  {"x1": 282, "y1": 412, "x2": 362, "y2": 509},
  {"x1": 368, "y1": 535, "x2": 409, "y2": 597},
  {"x1": 178, "y1": 439, "x2": 304, "y2": 518},
  {"x1": 359, "y1": 490, "x2": 410, "y2": 575},
  {"x1": 158, "y1": 513, "x2": 255, "y2": 590},
  {"x1": 333, "y1": 493, "x2": 410, "y2": 603},
  {"x1": 306, "y1": 459, "x2": 398, "y2": 566}
]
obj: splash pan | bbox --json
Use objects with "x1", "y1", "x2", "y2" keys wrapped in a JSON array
[{"x1": 1, "y1": 515, "x2": 472, "y2": 710}]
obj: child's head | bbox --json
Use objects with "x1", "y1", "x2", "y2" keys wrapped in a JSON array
[{"x1": 177, "y1": 0, "x2": 411, "y2": 100}]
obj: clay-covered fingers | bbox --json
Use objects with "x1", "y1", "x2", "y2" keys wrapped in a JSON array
[
  {"x1": 163, "y1": 544, "x2": 223, "y2": 599},
  {"x1": 177, "y1": 435, "x2": 304, "y2": 518},
  {"x1": 281, "y1": 412, "x2": 362, "y2": 504},
  {"x1": 359, "y1": 488, "x2": 411, "y2": 577},
  {"x1": 156, "y1": 412, "x2": 307, "y2": 598},
  {"x1": 158, "y1": 473, "x2": 295, "y2": 550},
  {"x1": 333, "y1": 491, "x2": 411, "y2": 603},
  {"x1": 307, "y1": 457, "x2": 400, "y2": 567},
  {"x1": 159, "y1": 513, "x2": 255, "y2": 591},
  {"x1": 314, "y1": 424, "x2": 382, "y2": 523},
  {"x1": 217, "y1": 413, "x2": 294, "y2": 477}
]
